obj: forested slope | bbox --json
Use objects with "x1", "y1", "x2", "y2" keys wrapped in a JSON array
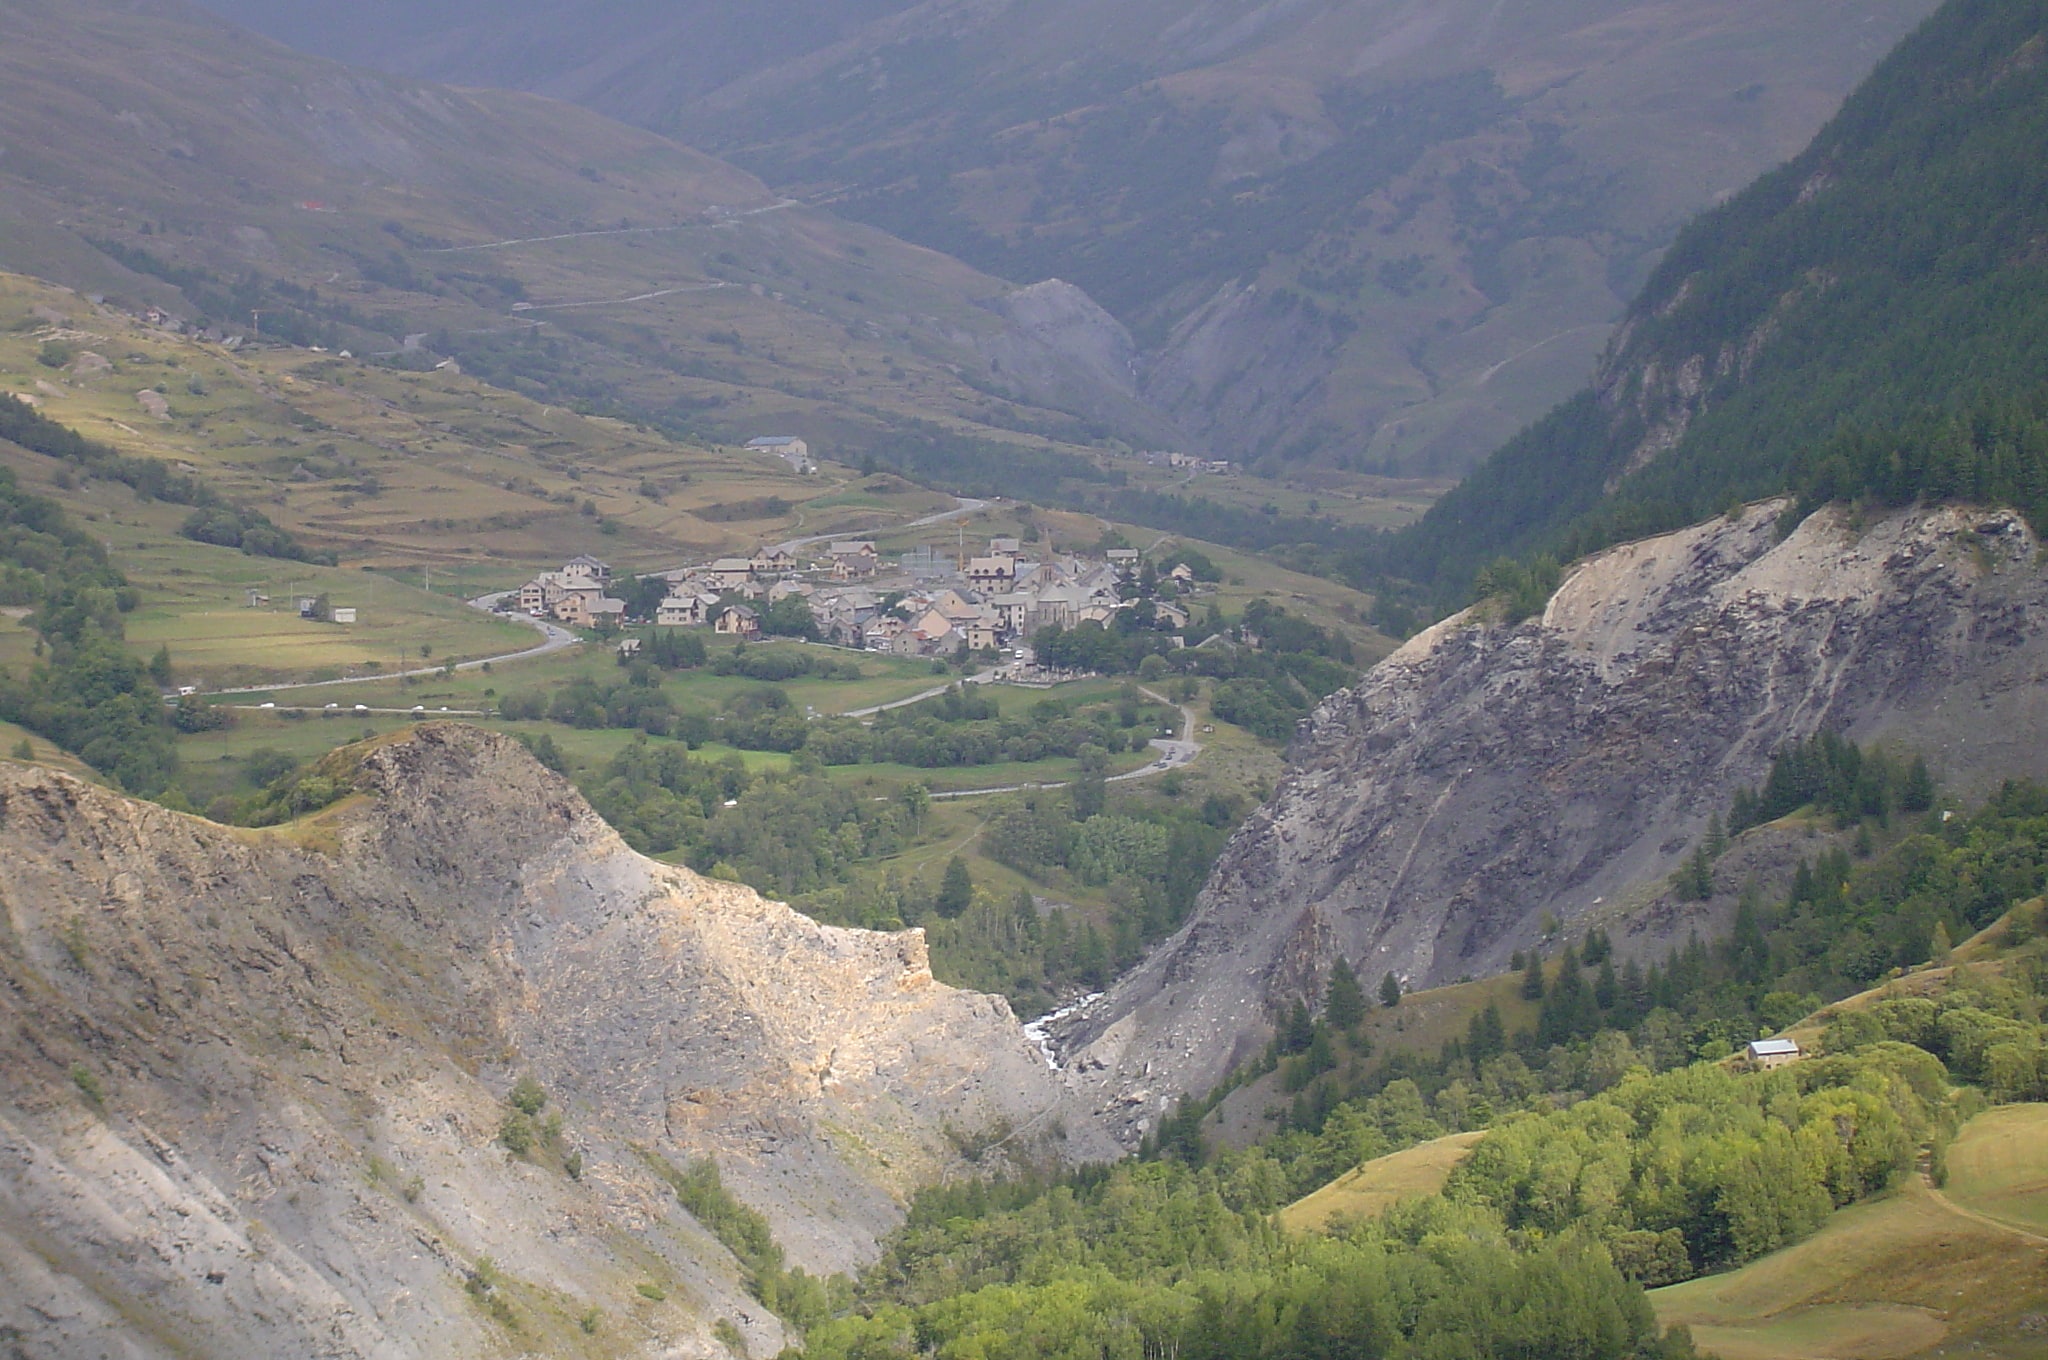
[{"x1": 1380, "y1": 0, "x2": 2048, "y2": 604}]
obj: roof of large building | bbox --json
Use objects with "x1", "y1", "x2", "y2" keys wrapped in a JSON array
[{"x1": 1748, "y1": 1038, "x2": 1801, "y2": 1056}]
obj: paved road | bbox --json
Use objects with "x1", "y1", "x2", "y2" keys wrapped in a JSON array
[
  {"x1": 928, "y1": 688, "x2": 1201, "y2": 801},
  {"x1": 843, "y1": 668, "x2": 1000, "y2": 718},
  {"x1": 198, "y1": 608, "x2": 577, "y2": 697},
  {"x1": 219, "y1": 703, "x2": 489, "y2": 717},
  {"x1": 652, "y1": 496, "x2": 991, "y2": 581}
]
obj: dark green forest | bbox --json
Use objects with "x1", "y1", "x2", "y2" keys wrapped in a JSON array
[{"x1": 1372, "y1": 0, "x2": 2048, "y2": 609}]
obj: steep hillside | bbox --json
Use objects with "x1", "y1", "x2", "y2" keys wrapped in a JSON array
[
  {"x1": 1057, "y1": 498, "x2": 2048, "y2": 1136},
  {"x1": 209, "y1": 0, "x2": 1939, "y2": 474},
  {"x1": 0, "y1": 725, "x2": 1109, "y2": 1357},
  {"x1": 0, "y1": 0, "x2": 1176, "y2": 471},
  {"x1": 1388, "y1": 0, "x2": 2048, "y2": 599}
]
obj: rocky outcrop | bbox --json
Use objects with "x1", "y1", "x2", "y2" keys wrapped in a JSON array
[
  {"x1": 1058, "y1": 500, "x2": 2048, "y2": 1139},
  {"x1": 0, "y1": 725, "x2": 1109, "y2": 1358},
  {"x1": 974, "y1": 278, "x2": 1185, "y2": 447}
]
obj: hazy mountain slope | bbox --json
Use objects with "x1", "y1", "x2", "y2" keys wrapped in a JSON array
[
  {"x1": 1060, "y1": 498, "x2": 2048, "y2": 1137},
  {"x1": 0, "y1": 0, "x2": 1178, "y2": 468},
  {"x1": 1388, "y1": 0, "x2": 2048, "y2": 597},
  {"x1": 0, "y1": 725, "x2": 1107, "y2": 1358},
  {"x1": 210, "y1": 0, "x2": 1940, "y2": 474}
]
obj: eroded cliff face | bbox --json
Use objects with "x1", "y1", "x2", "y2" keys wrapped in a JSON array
[
  {"x1": 0, "y1": 725, "x2": 1107, "y2": 1359},
  {"x1": 1059, "y1": 501, "x2": 2048, "y2": 1140}
]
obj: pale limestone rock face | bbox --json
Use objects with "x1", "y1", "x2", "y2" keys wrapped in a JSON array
[
  {"x1": 0, "y1": 726, "x2": 1109, "y2": 1358},
  {"x1": 1059, "y1": 501, "x2": 2048, "y2": 1141}
]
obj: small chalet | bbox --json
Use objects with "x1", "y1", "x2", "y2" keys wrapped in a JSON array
[
  {"x1": 1743, "y1": 1038, "x2": 1802, "y2": 1071},
  {"x1": 562, "y1": 554, "x2": 612, "y2": 584}
]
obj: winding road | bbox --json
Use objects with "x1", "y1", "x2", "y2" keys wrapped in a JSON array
[
  {"x1": 199, "y1": 610, "x2": 578, "y2": 697},
  {"x1": 927, "y1": 689, "x2": 1201, "y2": 800}
]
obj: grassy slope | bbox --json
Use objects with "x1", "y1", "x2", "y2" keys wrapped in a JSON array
[
  {"x1": 0, "y1": 272, "x2": 960, "y2": 684},
  {"x1": 1650, "y1": 1105, "x2": 2048, "y2": 1360},
  {"x1": 1278, "y1": 1131, "x2": 1488, "y2": 1234}
]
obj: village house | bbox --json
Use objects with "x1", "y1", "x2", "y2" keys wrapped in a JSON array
[
  {"x1": 965, "y1": 617, "x2": 1001, "y2": 652},
  {"x1": 862, "y1": 614, "x2": 906, "y2": 650},
  {"x1": 705, "y1": 557, "x2": 755, "y2": 592},
  {"x1": 989, "y1": 591, "x2": 1033, "y2": 635},
  {"x1": 966, "y1": 555, "x2": 1017, "y2": 589},
  {"x1": 517, "y1": 577, "x2": 549, "y2": 613},
  {"x1": 561, "y1": 554, "x2": 611, "y2": 585},
  {"x1": 1105, "y1": 548, "x2": 1140, "y2": 577},
  {"x1": 553, "y1": 589, "x2": 626, "y2": 628},
  {"x1": 988, "y1": 536, "x2": 1022, "y2": 557},
  {"x1": 656, "y1": 591, "x2": 716, "y2": 627},
  {"x1": 714, "y1": 604, "x2": 761, "y2": 639},
  {"x1": 750, "y1": 547, "x2": 798, "y2": 577},
  {"x1": 909, "y1": 606, "x2": 956, "y2": 641},
  {"x1": 827, "y1": 541, "x2": 878, "y2": 575}
]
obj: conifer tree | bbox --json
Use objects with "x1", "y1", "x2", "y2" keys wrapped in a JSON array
[
  {"x1": 1325, "y1": 956, "x2": 1367, "y2": 1031},
  {"x1": 1902, "y1": 756, "x2": 1935, "y2": 813},
  {"x1": 1378, "y1": 971, "x2": 1402, "y2": 1009},
  {"x1": 1521, "y1": 951, "x2": 1546, "y2": 1001},
  {"x1": 936, "y1": 856, "x2": 974, "y2": 919},
  {"x1": 1281, "y1": 998, "x2": 1315, "y2": 1054}
]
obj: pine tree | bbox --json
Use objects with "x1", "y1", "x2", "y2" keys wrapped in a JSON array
[
  {"x1": 1521, "y1": 951, "x2": 1546, "y2": 1001},
  {"x1": 1325, "y1": 956, "x2": 1367, "y2": 1031},
  {"x1": 1730, "y1": 894, "x2": 1770, "y2": 984},
  {"x1": 1594, "y1": 957, "x2": 1619, "y2": 1011},
  {"x1": 147, "y1": 644, "x2": 173, "y2": 687},
  {"x1": 1281, "y1": 998, "x2": 1315, "y2": 1054},
  {"x1": 1467, "y1": 1002, "x2": 1506, "y2": 1061},
  {"x1": 1673, "y1": 844, "x2": 1715, "y2": 901},
  {"x1": 936, "y1": 856, "x2": 974, "y2": 919},
  {"x1": 1704, "y1": 813, "x2": 1728, "y2": 859},
  {"x1": 1929, "y1": 920, "x2": 1953, "y2": 965},
  {"x1": 1902, "y1": 756, "x2": 1935, "y2": 813},
  {"x1": 1378, "y1": 971, "x2": 1402, "y2": 1009}
]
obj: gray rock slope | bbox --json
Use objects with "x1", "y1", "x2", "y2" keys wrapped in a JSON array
[
  {"x1": 0, "y1": 725, "x2": 1109, "y2": 1359},
  {"x1": 1060, "y1": 500, "x2": 2048, "y2": 1139}
]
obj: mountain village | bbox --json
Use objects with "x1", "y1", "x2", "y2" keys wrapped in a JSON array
[{"x1": 508, "y1": 536, "x2": 1206, "y2": 660}]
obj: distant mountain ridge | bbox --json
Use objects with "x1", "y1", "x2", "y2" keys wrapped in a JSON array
[
  {"x1": 0, "y1": 0, "x2": 1179, "y2": 469},
  {"x1": 205, "y1": 0, "x2": 1941, "y2": 474}
]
